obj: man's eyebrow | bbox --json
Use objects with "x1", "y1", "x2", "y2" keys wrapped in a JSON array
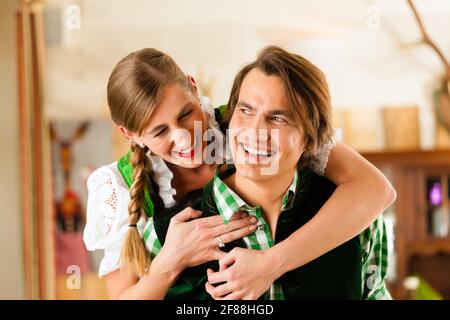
[
  {"x1": 236, "y1": 101, "x2": 254, "y2": 110},
  {"x1": 237, "y1": 101, "x2": 293, "y2": 119},
  {"x1": 267, "y1": 110, "x2": 293, "y2": 118}
]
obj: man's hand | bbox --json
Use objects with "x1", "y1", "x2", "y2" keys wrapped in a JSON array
[{"x1": 205, "y1": 247, "x2": 280, "y2": 300}]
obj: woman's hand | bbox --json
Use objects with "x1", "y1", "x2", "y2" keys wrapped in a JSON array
[
  {"x1": 205, "y1": 247, "x2": 280, "y2": 300},
  {"x1": 157, "y1": 208, "x2": 258, "y2": 274}
]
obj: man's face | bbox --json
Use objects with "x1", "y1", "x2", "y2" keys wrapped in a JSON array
[{"x1": 228, "y1": 68, "x2": 305, "y2": 182}]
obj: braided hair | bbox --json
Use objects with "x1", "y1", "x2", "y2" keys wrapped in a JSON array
[{"x1": 107, "y1": 48, "x2": 192, "y2": 276}]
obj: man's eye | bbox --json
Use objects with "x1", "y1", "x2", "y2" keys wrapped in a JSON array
[
  {"x1": 240, "y1": 108, "x2": 251, "y2": 115},
  {"x1": 271, "y1": 116, "x2": 285, "y2": 123}
]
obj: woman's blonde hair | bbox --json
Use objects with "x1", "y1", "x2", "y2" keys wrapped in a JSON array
[
  {"x1": 227, "y1": 45, "x2": 333, "y2": 168},
  {"x1": 107, "y1": 48, "x2": 193, "y2": 276}
]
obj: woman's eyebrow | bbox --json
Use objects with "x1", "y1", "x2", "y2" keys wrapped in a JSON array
[
  {"x1": 148, "y1": 123, "x2": 167, "y2": 135},
  {"x1": 177, "y1": 102, "x2": 193, "y2": 118},
  {"x1": 146, "y1": 102, "x2": 193, "y2": 135}
]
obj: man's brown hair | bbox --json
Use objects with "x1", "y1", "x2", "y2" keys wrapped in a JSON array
[{"x1": 227, "y1": 45, "x2": 333, "y2": 167}]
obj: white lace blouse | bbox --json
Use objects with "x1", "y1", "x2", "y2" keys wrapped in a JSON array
[{"x1": 83, "y1": 97, "x2": 342, "y2": 277}]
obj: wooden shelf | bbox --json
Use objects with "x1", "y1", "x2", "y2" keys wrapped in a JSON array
[
  {"x1": 408, "y1": 238, "x2": 450, "y2": 256},
  {"x1": 360, "y1": 149, "x2": 450, "y2": 299},
  {"x1": 362, "y1": 149, "x2": 450, "y2": 167}
]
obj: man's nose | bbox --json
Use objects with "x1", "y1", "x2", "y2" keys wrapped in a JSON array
[
  {"x1": 248, "y1": 114, "x2": 267, "y2": 131},
  {"x1": 243, "y1": 115, "x2": 270, "y2": 143}
]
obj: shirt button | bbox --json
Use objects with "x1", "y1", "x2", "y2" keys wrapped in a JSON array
[{"x1": 257, "y1": 224, "x2": 265, "y2": 231}]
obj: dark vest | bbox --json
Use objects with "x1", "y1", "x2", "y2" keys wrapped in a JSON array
[{"x1": 152, "y1": 168, "x2": 362, "y2": 300}]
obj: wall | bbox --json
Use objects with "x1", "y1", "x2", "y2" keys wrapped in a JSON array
[
  {"x1": 43, "y1": 0, "x2": 450, "y2": 150},
  {"x1": 0, "y1": 0, "x2": 25, "y2": 299}
]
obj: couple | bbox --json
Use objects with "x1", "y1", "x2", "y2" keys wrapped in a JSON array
[{"x1": 83, "y1": 46, "x2": 395, "y2": 299}]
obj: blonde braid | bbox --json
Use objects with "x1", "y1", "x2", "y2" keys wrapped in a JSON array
[{"x1": 120, "y1": 141, "x2": 152, "y2": 276}]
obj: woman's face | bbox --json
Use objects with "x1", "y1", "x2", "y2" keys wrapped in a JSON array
[
  {"x1": 228, "y1": 68, "x2": 305, "y2": 181},
  {"x1": 139, "y1": 82, "x2": 208, "y2": 168}
]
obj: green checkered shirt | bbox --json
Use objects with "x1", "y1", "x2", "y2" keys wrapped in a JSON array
[
  {"x1": 212, "y1": 167, "x2": 298, "y2": 300},
  {"x1": 143, "y1": 167, "x2": 391, "y2": 300}
]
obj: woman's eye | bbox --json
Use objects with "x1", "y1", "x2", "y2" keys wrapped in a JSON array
[
  {"x1": 180, "y1": 109, "x2": 193, "y2": 119},
  {"x1": 153, "y1": 128, "x2": 166, "y2": 137}
]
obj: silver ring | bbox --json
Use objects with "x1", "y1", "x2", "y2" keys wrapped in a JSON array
[{"x1": 216, "y1": 236, "x2": 225, "y2": 248}]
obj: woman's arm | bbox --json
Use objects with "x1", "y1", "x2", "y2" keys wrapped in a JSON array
[
  {"x1": 105, "y1": 208, "x2": 257, "y2": 299},
  {"x1": 105, "y1": 249, "x2": 182, "y2": 300},
  {"x1": 268, "y1": 142, "x2": 396, "y2": 274},
  {"x1": 105, "y1": 208, "x2": 203, "y2": 300},
  {"x1": 206, "y1": 143, "x2": 396, "y2": 299}
]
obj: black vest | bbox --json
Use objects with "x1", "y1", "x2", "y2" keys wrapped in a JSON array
[{"x1": 153, "y1": 168, "x2": 362, "y2": 299}]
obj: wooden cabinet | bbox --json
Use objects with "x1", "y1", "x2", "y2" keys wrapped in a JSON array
[{"x1": 362, "y1": 150, "x2": 450, "y2": 299}]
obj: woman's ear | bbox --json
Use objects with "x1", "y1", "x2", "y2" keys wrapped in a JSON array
[
  {"x1": 118, "y1": 126, "x2": 134, "y2": 140},
  {"x1": 186, "y1": 75, "x2": 198, "y2": 94},
  {"x1": 119, "y1": 126, "x2": 144, "y2": 148}
]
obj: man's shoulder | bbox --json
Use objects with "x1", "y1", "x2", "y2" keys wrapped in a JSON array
[{"x1": 298, "y1": 167, "x2": 336, "y2": 195}]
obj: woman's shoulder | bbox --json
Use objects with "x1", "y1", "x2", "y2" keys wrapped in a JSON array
[
  {"x1": 83, "y1": 161, "x2": 147, "y2": 276},
  {"x1": 85, "y1": 160, "x2": 133, "y2": 224},
  {"x1": 308, "y1": 128, "x2": 343, "y2": 176},
  {"x1": 84, "y1": 161, "x2": 132, "y2": 250},
  {"x1": 87, "y1": 161, "x2": 123, "y2": 188}
]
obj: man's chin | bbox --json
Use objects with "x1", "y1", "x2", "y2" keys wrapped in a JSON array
[
  {"x1": 234, "y1": 162, "x2": 278, "y2": 181},
  {"x1": 233, "y1": 150, "x2": 281, "y2": 178}
]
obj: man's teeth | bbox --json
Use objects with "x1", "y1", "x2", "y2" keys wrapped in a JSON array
[{"x1": 242, "y1": 144, "x2": 272, "y2": 157}]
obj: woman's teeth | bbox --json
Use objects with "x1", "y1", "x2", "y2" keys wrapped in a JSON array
[
  {"x1": 242, "y1": 144, "x2": 272, "y2": 157},
  {"x1": 174, "y1": 145, "x2": 194, "y2": 158}
]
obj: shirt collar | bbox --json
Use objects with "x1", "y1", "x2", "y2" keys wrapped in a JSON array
[{"x1": 212, "y1": 164, "x2": 299, "y2": 224}]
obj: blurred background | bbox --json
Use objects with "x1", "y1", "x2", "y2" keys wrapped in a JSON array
[{"x1": 1, "y1": 0, "x2": 449, "y2": 299}]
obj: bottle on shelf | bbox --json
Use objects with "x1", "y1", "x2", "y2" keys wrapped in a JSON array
[{"x1": 428, "y1": 182, "x2": 449, "y2": 238}]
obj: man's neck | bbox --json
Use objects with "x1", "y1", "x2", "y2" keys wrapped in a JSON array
[{"x1": 225, "y1": 168, "x2": 296, "y2": 222}]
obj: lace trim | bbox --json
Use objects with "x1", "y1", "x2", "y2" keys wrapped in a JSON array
[
  {"x1": 84, "y1": 166, "x2": 122, "y2": 250},
  {"x1": 309, "y1": 128, "x2": 343, "y2": 176}
]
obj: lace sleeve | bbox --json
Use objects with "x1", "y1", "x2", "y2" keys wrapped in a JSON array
[
  {"x1": 83, "y1": 164, "x2": 145, "y2": 277},
  {"x1": 308, "y1": 128, "x2": 343, "y2": 176}
]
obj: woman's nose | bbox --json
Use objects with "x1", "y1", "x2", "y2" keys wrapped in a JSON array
[{"x1": 170, "y1": 127, "x2": 192, "y2": 148}]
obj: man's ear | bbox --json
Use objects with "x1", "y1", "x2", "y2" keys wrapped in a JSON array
[{"x1": 186, "y1": 75, "x2": 198, "y2": 94}]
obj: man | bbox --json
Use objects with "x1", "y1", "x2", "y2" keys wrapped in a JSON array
[{"x1": 203, "y1": 46, "x2": 390, "y2": 300}]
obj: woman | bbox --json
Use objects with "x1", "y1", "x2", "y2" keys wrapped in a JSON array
[{"x1": 83, "y1": 48, "x2": 396, "y2": 299}]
